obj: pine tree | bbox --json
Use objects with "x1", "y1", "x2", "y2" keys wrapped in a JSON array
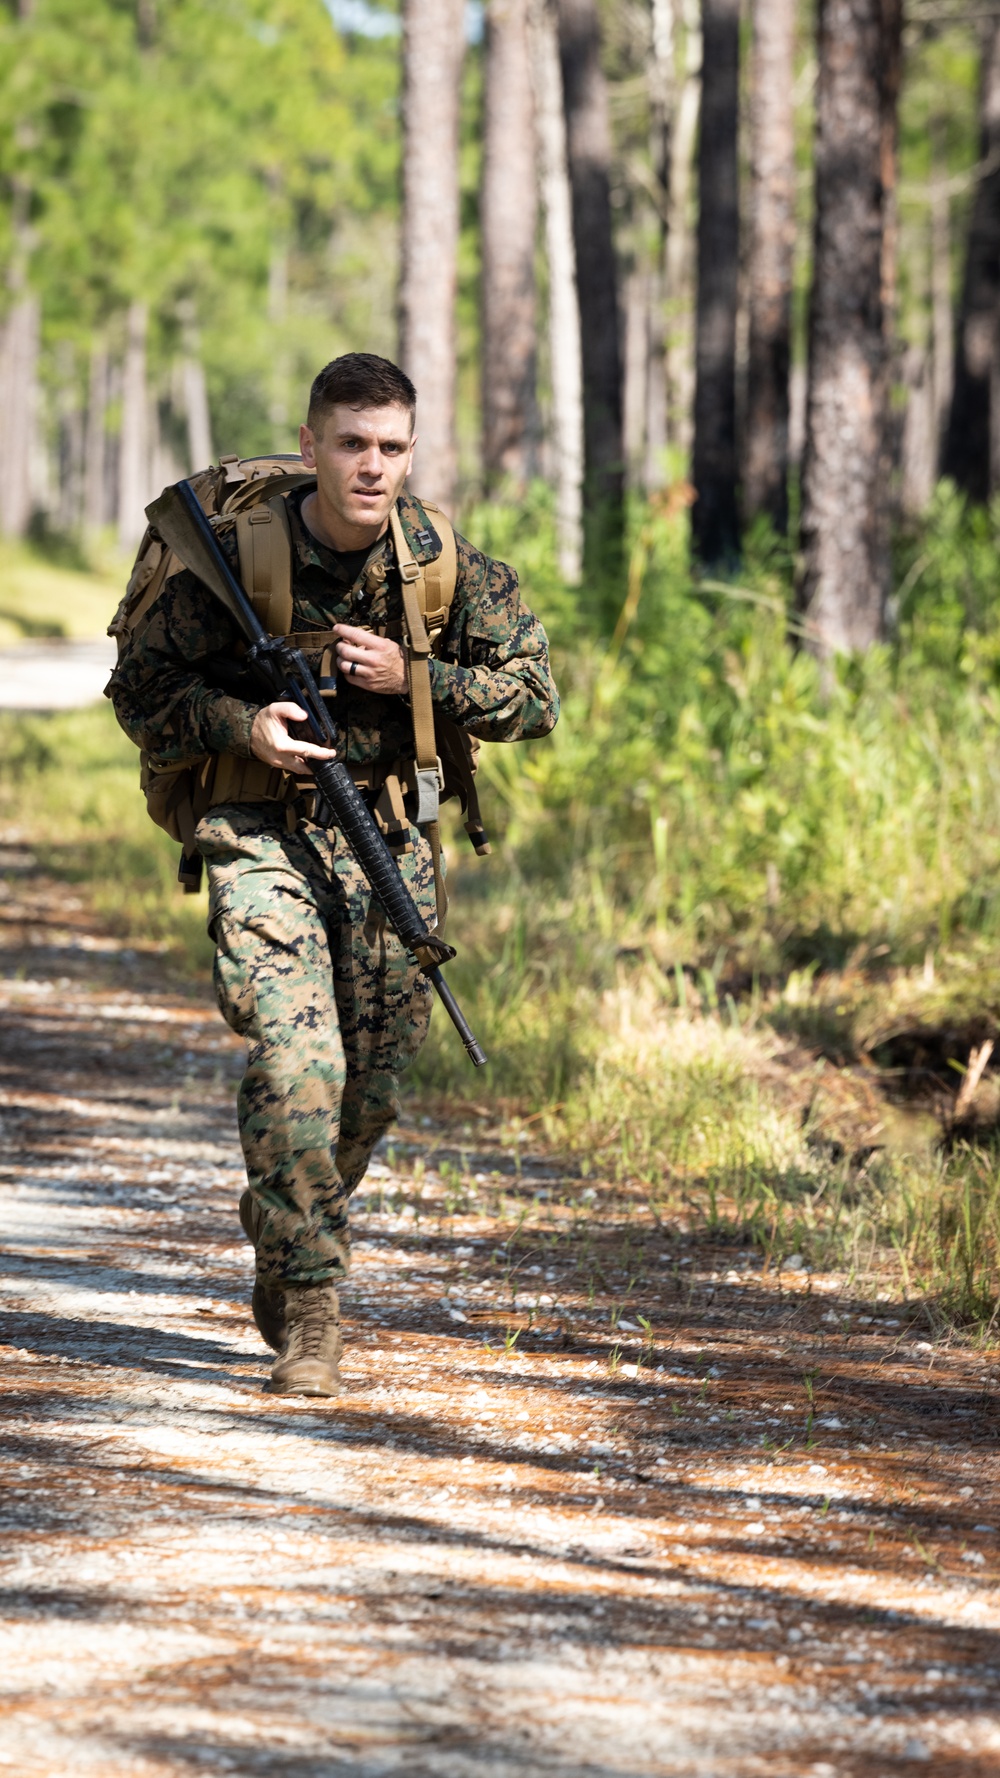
[
  {"x1": 691, "y1": 0, "x2": 740, "y2": 566},
  {"x1": 800, "y1": 0, "x2": 902, "y2": 657}
]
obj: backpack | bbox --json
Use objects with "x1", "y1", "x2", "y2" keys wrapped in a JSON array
[{"x1": 110, "y1": 452, "x2": 489, "y2": 924}]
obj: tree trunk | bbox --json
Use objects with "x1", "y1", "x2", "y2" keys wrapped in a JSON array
[
  {"x1": 399, "y1": 0, "x2": 466, "y2": 512},
  {"x1": 118, "y1": 300, "x2": 150, "y2": 551},
  {"x1": 665, "y1": 0, "x2": 701, "y2": 459},
  {"x1": 182, "y1": 352, "x2": 213, "y2": 471},
  {"x1": 84, "y1": 341, "x2": 109, "y2": 530},
  {"x1": 55, "y1": 342, "x2": 84, "y2": 535},
  {"x1": 481, "y1": 0, "x2": 538, "y2": 487},
  {"x1": 799, "y1": 0, "x2": 902, "y2": 658},
  {"x1": 930, "y1": 128, "x2": 954, "y2": 457},
  {"x1": 530, "y1": 0, "x2": 583, "y2": 582},
  {"x1": 0, "y1": 294, "x2": 40, "y2": 538},
  {"x1": 691, "y1": 0, "x2": 740, "y2": 566},
  {"x1": 901, "y1": 344, "x2": 935, "y2": 515},
  {"x1": 744, "y1": 0, "x2": 796, "y2": 533},
  {"x1": 637, "y1": 0, "x2": 673, "y2": 490},
  {"x1": 941, "y1": 21, "x2": 1000, "y2": 500},
  {"x1": 623, "y1": 266, "x2": 650, "y2": 483},
  {"x1": 556, "y1": 0, "x2": 622, "y2": 561}
]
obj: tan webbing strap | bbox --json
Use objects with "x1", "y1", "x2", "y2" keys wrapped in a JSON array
[
  {"x1": 235, "y1": 497, "x2": 294, "y2": 635},
  {"x1": 388, "y1": 504, "x2": 441, "y2": 826},
  {"x1": 428, "y1": 822, "x2": 448, "y2": 932},
  {"x1": 418, "y1": 500, "x2": 458, "y2": 638}
]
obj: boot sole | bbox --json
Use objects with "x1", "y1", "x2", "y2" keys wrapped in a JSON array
[{"x1": 267, "y1": 1374, "x2": 342, "y2": 1398}]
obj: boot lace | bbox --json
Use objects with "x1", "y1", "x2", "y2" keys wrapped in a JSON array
[{"x1": 287, "y1": 1288, "x2": 339, "y2": 1362}]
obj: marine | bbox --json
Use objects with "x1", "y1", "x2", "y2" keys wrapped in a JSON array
[{"x1": 107, "y1": 351, "x2": 559, "y2": 1397}]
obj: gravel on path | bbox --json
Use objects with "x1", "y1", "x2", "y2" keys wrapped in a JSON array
[{"x1": 1, "y1": 842, "x2": 999, "y2": 1776}]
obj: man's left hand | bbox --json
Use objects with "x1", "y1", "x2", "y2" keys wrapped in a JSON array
[{"x1": 333, "y1": 624, "x2": 407, "y2": 696}]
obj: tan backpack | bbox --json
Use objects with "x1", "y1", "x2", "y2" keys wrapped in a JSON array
[{"x1": 110, "y1": 453, "x2": 489, "y2": 918}]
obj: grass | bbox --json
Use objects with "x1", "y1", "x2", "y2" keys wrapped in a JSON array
[
  {"x1": 0, "y1": 538, "x2": 124, "y2": 645},
  {"x1": 5, "y1": 491, "x2": 1000, "y2": 1334}
]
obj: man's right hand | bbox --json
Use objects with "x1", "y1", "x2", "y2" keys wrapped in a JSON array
[{"x1": 250, "y1": 701, "x2": 338, "y2": 775}]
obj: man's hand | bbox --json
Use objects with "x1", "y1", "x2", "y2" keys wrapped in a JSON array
[
  {"x1": 250, "y1": 701, "x2": 337, "y2": 774},
  {"x1": 333, "y1": 623, "x2": 407, "y2": 695}
]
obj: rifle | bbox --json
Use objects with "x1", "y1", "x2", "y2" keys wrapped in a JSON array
[{"x1": 145, "y1": 479, "x2": 487, "y2": 1069}]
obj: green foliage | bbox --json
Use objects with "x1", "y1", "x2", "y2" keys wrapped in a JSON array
[
  {"x1": 0, "y1": 0, "x2": 400, "y2": 451},
  {"x1": 0, "y1": 704, "x2": 212, "y2": 967},
  {"x1": 449, "y1": 491, "x2": 1000, "y2": 976}
]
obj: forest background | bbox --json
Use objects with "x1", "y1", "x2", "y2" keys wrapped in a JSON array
[{"x1": 5, "y1": 0, "x2": 1000, "y2": 1326}]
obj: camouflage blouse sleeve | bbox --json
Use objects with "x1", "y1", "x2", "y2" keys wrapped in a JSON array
[
  {"x1": 427, "y1": 534, "x2": 559, "y2": 742},
  {"x1": 105, "y1": 565, "x2": 260, "y2": 765}
]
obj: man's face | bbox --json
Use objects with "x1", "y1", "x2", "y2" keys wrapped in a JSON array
[{"x1": 300, "y1": 402, "x2": 416, "y2": 539}]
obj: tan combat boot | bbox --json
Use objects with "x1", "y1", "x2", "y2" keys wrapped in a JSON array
[
  {"x1": 238, "y1": 1189, "x2": 287, "y2": 1354},
  {"x1": 268, "y1": 1284, "x2": 343, "y2": 1397}
]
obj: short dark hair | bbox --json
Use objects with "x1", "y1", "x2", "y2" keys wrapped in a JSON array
[{"x1": 307, "y1": 353, "x2": 416, "y2": 434}]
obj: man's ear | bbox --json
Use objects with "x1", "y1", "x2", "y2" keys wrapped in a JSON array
[
  {"x1": 300, "y1": 423, "x2": 316, "y2": 468},
  {"x1": 407, "y1": 432, "x2": 418, "y2": 476}
]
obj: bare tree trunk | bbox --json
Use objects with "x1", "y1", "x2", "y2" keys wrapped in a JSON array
[
  {"x1": 930, "y1": 131, "x2": 954, "y2": 457},
  {"x1": 400, "y1": 0, "x2": 466, "y2": 512},
  {"x1": 176, "y1": 300, "x2": 214, "y2": 470},
  {"x1": 744, "y1": 0, "x2": 796, "y2": 533},
  {"x1": 556, "y1": 0, "x2": 622, "y2": 563},
  {"x1": 691, "y1": 0, "x2": 740, "y2": 566},
  {"x1": 54, "y1": 342, "x2": 84, "y2": 535},
  {"x1": 118, "y1": 299, "x2": 150, "y2": 551},
  {"x1": 799, "y1": 0, "x2": 902, "y2": 658},
  {"x1": 638, "y1": 0, "x2": 674, "y2": 489},
  {"x1": 481, "y1": 0, "x2": 537, "y2": 487},
  {"x1": 84, "y1": 340, "x2": 109, "y2": 531},
  {"x1": 901, "y1": 344, "x2": 935, "y2": 514},
  {"x1": 623, "y1": 266, "x2": 650, "y2": 484},
  {"x1": 665, "y1": 0, "x2": 701, "y2": 458},
  {"x1": 530, "y1": 0, "x2": 583, "y2": 582},
  {"x1": 0, "y1": 293, "x2": 40, "y2": 538},
  {"x1": 180, "y1": 355, "x2": 212, "y2": 471},
  {"x1": 941, "y1": 22, "x2": 1000, "y2": 500}
]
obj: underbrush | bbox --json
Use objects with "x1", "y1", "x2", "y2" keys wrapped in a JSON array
[
  {"x1": 5, "y1": 483, "x2": 1000, "y2": 1328},
  {"x1": 0, "y1": 537, "x2": 123, "y2": 645},
  {"x1": 0, "y1": 705, "x2": 212, "y2": 967}
]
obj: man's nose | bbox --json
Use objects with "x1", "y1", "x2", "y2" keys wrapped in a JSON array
[{"x1": 358, "y1": 446, "x2": 383, "y2": 477}]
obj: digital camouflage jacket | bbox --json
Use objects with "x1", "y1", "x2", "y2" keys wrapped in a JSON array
[{"x1": 106, "y1": 488, "x2": 560, "y2": 770}]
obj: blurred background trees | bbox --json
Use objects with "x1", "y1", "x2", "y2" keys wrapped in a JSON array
[{"x1": 1, "y1": 0, "x2": 999, "y2": 656}]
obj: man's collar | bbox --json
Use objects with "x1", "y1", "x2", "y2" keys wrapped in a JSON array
[
  {"x1": 395, "y1": 491, "x2": 443, "y2": 564},
  {"x1": 285, "y1": 486, "x2": 443, "y2": 575}
]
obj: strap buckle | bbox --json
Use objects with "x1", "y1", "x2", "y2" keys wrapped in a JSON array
[{"x1": 415, "y1": 760, "x2": 444, "y2": 825}]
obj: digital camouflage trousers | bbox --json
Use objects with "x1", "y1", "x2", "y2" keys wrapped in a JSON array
[{"x1": 197, "y1": 802, "x2": 435, "y2": 1287}]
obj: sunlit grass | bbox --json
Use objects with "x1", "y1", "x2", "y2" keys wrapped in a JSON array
[{"x1": 0, "y1": 539, "x2": 124, "y2": 645}]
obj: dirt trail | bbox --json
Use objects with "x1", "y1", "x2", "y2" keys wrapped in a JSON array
[{"x1": 1, "y1": 844, "x2": 1000, "y2": 1776}]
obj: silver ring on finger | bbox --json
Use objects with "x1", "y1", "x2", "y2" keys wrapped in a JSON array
[{"x1": 350, "y1": 660, "x2": 359, "y2": 677}]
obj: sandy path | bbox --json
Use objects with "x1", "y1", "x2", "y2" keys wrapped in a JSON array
[
  {"x1": 1, "y1": 843, "x2": 1000, "y2": 1776},
  {"x1": 0, "y1": 638, "x2": 116, "y2": 710}
]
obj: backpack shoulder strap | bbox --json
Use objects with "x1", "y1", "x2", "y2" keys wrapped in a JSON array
[
  {"x1": 234, "y1": 494, "x2": 294, "y2": 635},
  {"x1": 414, "y1": 500, "x2": 458, "y2": 647},
  {"x1": 388, "y1": 502, "x2": 437, "y2": 777}
]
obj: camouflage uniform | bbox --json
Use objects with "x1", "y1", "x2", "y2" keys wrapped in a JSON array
[{"x1": 107, "y1": 490, "x2": 558, "y2": 1286}]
